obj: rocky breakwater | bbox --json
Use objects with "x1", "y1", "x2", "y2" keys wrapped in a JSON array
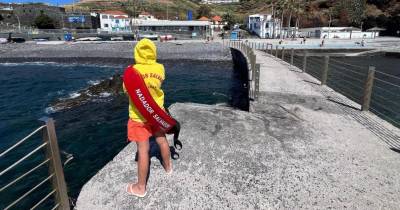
[{"x1": 50, "y1": 74, "x2": 122, "y2": 112}]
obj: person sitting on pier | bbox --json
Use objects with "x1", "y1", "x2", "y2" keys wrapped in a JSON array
[{"x1": 124, "y1": 38, "x2": 172, "y2": 198}]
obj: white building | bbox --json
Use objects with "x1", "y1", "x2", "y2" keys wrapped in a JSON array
[
  {"x1": 201, "y1": 0, "x2": 239, "y2": 4},
  {"x1": 133, "y1": 20, "x2": 211, "y2": 38},
  {"x1": 248, "y1": 14, "x2": 284, "y2": 39},
  {"x1": 299, "y1": 27, "x2": 379, "y2": 39},
  {"x1": 210, "y1": 15, "x2": 226, "y2": 32},
  {"x1": 99, "y1": 10, "x2": 131, "y2": 33},
  {"x1": 138, "y1": 11, "x2": 157, "y2": 21}
]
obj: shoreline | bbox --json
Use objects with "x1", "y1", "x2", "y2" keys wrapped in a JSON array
[
  {"x1": 0, "y1": 42, "x2": 232, "y2": 63},
  {"x1": 0, "y1": 57, "x2": 233, "y2": 66}
]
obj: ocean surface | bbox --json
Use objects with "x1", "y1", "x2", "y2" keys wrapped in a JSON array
[{"x1": 0, "y1": 60, "x2": 234, "y2": 209}]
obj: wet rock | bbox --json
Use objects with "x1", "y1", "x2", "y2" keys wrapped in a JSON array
[{"x1": 50, "y1": 74, "x2": 123, "y2": 112}]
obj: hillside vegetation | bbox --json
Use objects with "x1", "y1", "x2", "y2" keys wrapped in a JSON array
[{"x1": 69, "y1": 0, "x2": 400, "y2": 36}]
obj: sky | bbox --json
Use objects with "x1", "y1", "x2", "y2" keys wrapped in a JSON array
[{"x1": 0, "y1": 0, "x2": 74, "y2": 6}]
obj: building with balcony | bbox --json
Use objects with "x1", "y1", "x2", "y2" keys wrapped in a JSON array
[
  {"x1": 248, "y1": 14, "x2": 283, "y2": 39},
  {"x1": 99, "y1": 10, "x2": 130, "y2": 33}
]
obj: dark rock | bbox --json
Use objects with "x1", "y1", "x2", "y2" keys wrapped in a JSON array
[{"x1": 50, "y1": 74, "x2": 123, "y2": 112}]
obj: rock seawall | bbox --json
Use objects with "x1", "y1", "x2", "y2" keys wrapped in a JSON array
[{"x1": 0, "y1": 42, "x2": 231, "y2": 64}]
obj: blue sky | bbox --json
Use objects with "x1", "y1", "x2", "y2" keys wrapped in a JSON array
[{"x1": 0, "y1": 0, "x2": 74, "y2": 6}]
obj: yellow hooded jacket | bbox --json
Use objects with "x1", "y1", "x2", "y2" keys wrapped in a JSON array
[{"x1": 124, "y1": 38, "x2": 165, "y2": 123}]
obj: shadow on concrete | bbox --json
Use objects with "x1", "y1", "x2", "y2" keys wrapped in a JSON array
[
  {"x1": 303, "y1": 80, "x2": 321, "y2": 86},
  {"x1": 326, "y1": 97, "x2": 360, "y2": 111},
  {"x1": 258, "y1": 92, "x2": 348, "y2": 115},
  {"x1": 134, "y1": 138, "x2": 180, "y2": 183},
  {"x1": 318, "y1": 88, "x2": 400, "y2": 151},
  {"x1": 289, "y1": 67, "x2": 303, "y2": 73},
  {"x1": 258, "y1": 90, "x2": 400, "y2": 151},
  {"x1": 390, "y1": 148, "x2": 400, "y2": 154}
]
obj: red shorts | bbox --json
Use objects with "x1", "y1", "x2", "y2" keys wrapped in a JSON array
[{"x1": 127, "y1": 119, "x2": 159, "y2": 142}]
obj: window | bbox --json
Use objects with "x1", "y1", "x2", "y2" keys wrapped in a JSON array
[
  {"x1": 104, "y1": 24, "x2": 109, "y2": 27},
  {"x1": 115, "y1": 19, "x2": 119, "y2": 24},
  {"x1": 102, "y1": 15, "x2": 108, "y2": 19}
]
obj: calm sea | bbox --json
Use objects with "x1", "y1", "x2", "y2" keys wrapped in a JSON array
[{"x1": 0, "y1": 60, "x2": 234, "y2": 209}]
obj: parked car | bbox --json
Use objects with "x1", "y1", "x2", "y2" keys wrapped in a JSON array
[
  {"x1": 110, "y1": 37, "x2": 124, "y2": 41},
  {"x1": 139, "y1": 34, "x2": 158, "y2": 40},
  {"x1": 0, "y1": 38, "x2": 8, "y2": 44}
]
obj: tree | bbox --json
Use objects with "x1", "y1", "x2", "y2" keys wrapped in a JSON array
[
  {"x1": 349, "y1": 0, "x2": 366, "y2": 27},
  {"x1": 385, "y1": 15, "x2": 400, "y2": 36},
  {"x1": 366, "y1": 0, "x2": 391, "y2": 9},
  {"x1": 34, "y1": 13, "x2": 55, "y2": 29},
  {"x1": 222, "y1": 12, "x2": 237, "y2": 30},
  {"x1": 363, "y1": 16, "x2": 377, "y2": 30},
  {"x1": 196, "y1": 5, "x2": 211, "y2": 19},
  {"x1": 333, "y1": 0, "x2": 366, "y2": 27},
  {"x1": 293, "y1": 0, "x2": 305, "y2": 31}
]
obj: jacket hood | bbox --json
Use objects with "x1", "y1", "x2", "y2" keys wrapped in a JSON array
[{"x1": 134, "y1": 38, "x2": 157, "y2": 65}]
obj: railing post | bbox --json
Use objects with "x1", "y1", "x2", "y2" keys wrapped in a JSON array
[
  {"x1": 275, "y1": 46, "x2": 279, "y2": 57},
  {"x1": 251, "y1": 53, "x2": 256, "y2": 73},
  {"x1": 361, "y1": 66, "x2": 376, "y2": 111},
  {"x1": 290, "y1": 48, "x2": 294, "y2": 66},
  {"x1": 302, "y1": 53, "x2": 308, "y2": 72},
  {"x1": 40, "y1": 117, "x2": 70, "y2": 210},
  {"x1": 270, "y1": 44, "x2": 274, "y2": 55},
  {"x1": 281, "y1": 47, "x2": 285, "y2": 60},
  {"x1": 321, "y1": 56, "x2": 329, "y2": 85},
  {"x1": 254, "y1": 63, "x2": 260, "y2": 100}
]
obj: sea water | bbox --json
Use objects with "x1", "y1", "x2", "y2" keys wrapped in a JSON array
[{"x1": 0, "y1": 60, "x2": 234, "y2": 208}]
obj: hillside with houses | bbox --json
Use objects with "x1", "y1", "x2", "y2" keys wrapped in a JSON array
[{"x1": 0, "y1": 0, "x2": 399, "y2": 41}]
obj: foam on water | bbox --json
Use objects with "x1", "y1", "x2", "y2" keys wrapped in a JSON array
[
  {"x1": 0, "y1": 61, "x2": 123, "y2": 69},
  {"x1": 44, "y1": 106, "x2": 57, "y2": 114},
  {"x1": 87, "y1": 80, "x2": 100, "y2": 85},
  {"x1": 99, "y1": 92, "x2": 112, "y2": 98}
]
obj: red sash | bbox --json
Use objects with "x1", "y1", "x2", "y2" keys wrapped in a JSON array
[{"x1": 123, "y1": 65, "x2": 177, "y2": 133}]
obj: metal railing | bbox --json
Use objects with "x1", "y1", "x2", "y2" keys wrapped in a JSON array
[
  {"x1": 259, "y1": 44, "x2": 400, "y2": 128},
  {"x1": 226, "y1": 41, "x2": 261, "y2": 101},
  {"x1": 0, "y1": 117, "x2": 69, "y2": 210}
]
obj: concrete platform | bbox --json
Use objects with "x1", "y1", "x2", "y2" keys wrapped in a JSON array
[{"x1": 76, "y1": 50, "x2": 400, "y2": 209}]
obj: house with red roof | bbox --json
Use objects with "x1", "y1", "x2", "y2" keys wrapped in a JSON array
[
  {"x1": 99, "y1": 10, "x2": 131, "y2": 33},
  {"x1": 198, "y1": 16, "x2": 210, "y2": 21},
  {"x1": 211, "y1": 15, "x2": 226, "y2": 32}
]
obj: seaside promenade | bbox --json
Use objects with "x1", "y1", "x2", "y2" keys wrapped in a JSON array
[{"x1": 76, "y1": 46, "x2": 400, "y2": 209}]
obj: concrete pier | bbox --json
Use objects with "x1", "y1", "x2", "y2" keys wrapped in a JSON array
[{"x1": 76, "y1": 48, "x2": 400, "y2": 209}]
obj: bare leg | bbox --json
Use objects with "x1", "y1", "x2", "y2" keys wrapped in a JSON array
[
  {"x1": 128, "y1": 140, "x2": 149, "y2": 196},
  {"x1": 155, "y1": 131, "x2": 172, "y2": 173}
]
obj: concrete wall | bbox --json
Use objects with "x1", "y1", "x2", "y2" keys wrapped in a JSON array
[
  {"x1": 299, "y1": 29, "x2": 377, "y2": 39},
  {"x1": 229, "y1": 48, "x2": 249, "y2": 111}
]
